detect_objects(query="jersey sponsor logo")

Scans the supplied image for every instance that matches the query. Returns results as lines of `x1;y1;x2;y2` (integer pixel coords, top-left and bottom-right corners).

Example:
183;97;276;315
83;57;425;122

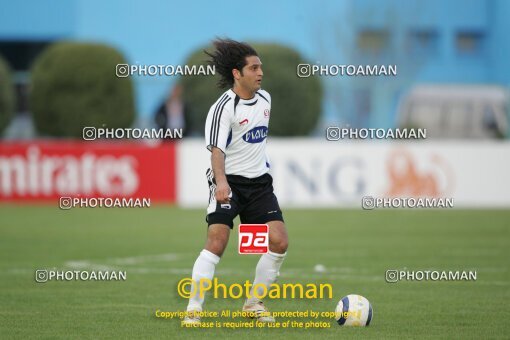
239;118;249;126
264;109;270;118
243;126;268;143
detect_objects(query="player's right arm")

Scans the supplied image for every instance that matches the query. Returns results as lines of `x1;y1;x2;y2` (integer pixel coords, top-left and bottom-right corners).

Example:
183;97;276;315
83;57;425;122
205;94;233;204
210;147;230;203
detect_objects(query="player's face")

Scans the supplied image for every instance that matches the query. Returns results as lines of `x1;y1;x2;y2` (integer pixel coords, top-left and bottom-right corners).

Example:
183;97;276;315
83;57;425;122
240;56;263;92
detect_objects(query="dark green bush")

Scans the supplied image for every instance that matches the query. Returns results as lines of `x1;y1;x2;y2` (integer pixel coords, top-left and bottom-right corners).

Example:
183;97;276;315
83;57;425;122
0;55;14;135
181;43;322;136
30;42;135;137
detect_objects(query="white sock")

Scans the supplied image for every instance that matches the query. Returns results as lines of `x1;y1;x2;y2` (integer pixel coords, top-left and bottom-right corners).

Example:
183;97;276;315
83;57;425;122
186;249;220;312
247;251;286;305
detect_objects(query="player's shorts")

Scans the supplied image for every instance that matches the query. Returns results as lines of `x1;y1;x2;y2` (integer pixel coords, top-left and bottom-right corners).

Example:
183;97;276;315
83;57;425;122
205;169;284;228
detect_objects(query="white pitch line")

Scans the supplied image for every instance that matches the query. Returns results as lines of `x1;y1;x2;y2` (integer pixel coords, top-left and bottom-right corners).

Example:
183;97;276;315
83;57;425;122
106;253;180;265
65;261;117;271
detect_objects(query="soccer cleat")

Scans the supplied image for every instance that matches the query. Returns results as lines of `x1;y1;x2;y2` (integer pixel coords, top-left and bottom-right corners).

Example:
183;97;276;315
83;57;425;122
242;300;275;323
182;310;201;325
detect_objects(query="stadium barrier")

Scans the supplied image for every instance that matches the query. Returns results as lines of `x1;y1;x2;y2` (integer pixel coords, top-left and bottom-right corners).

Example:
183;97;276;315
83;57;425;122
2;139;509;207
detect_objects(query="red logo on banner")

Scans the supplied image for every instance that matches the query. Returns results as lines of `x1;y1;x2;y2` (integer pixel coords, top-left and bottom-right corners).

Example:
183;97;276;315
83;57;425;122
238;224;269;254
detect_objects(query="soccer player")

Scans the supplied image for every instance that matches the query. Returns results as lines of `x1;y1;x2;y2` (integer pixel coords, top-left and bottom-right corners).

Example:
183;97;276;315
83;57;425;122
183;39;288;324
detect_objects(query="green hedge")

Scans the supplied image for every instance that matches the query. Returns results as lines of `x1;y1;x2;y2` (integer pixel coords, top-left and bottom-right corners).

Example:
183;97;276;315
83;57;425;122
30;42;135;137
181;43;322;136
0;55;14;135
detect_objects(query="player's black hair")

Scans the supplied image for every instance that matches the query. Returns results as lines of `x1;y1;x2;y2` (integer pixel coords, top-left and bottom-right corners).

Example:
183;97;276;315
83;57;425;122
204;38;258;89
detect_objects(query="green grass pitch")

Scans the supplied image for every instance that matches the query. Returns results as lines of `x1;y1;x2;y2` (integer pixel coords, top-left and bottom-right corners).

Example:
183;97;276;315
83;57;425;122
0;205;508;339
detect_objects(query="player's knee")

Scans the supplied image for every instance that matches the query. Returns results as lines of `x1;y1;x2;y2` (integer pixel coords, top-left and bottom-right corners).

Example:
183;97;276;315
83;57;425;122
205;224;230;257
205;237;229;257
279;239;289;253
207;239;228;256
205;242;227;257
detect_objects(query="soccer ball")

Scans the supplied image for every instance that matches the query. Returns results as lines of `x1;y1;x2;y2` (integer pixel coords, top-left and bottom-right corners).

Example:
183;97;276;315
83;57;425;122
335;294;373;326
